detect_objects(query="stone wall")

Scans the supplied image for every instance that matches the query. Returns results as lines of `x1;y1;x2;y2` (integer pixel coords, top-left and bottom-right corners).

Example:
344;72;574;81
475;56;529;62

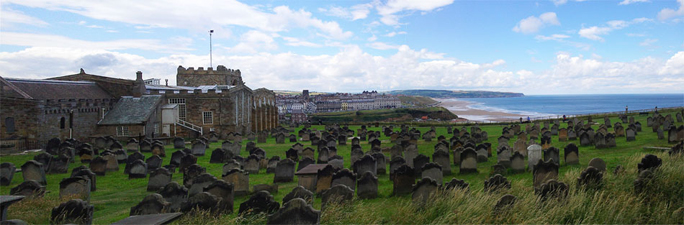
176;65;243;87
0;97;40;140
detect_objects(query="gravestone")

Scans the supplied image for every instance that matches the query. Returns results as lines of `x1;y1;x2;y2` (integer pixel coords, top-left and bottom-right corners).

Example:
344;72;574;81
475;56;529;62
128;159;148;179
139;140;151;152
328;156;344;170
276;133;286;144
510;152;525;173
421;163;443;185
459;148;478;174
497;146;512;168
331;169;356;191
191;141;207;156
170;150;186;167
187;173;218;197
513;139;527;157
245;155;261;174
536;179;568;202
356;171;378;199
69;166;96;192
48;155;70;174
148;167;172;192
413;154;430;178
179;154;197;173
267;157;280;174
173;137;185;149
588;158;606;172
297;157;315;172
301;148;315;161
533;159;559;188
626;128;636;142
315;165;335;194
267;198;320;225
412;177;438;207
203;180;234;214
222;169;250;196
159;182;188;212
493;195;517;214
21;160;46;185
527;144;542;171
180;192;220;214
321;184;353;210
274;159;296;183
102;154;119;172
50;199;94;225
668;126;679;143
239;190;280;215
224;141;241;156
146;155;163;174
10;180;46;198
183;164;206;188
392;165;415;196
317;147;329;164
151;144;166;157
59;176;91;201
577;166;603;190
353;155;377;177
543;147;560;166
568;129;577;140
432;150;451;175
484;174;511;193
371;153;387;175
1;162;16;186
350;148;364;166
443;178;469;192
210;148;229;164
79;148;93;163
89;157;107;176
637;154;662;173
564;143;579;165
130;193;169;216
283;186;314;205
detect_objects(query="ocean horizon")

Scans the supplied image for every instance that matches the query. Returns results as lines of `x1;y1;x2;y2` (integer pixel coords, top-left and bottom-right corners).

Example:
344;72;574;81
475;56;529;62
446;93;684;120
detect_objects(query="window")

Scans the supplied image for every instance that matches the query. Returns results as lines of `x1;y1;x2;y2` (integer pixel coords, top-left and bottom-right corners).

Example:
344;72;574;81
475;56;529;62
60;117;66;129
169;98;186;120
203;111;213;124
101;108;107;119
116;126;130;136
154;123;160;134
5;117;15;133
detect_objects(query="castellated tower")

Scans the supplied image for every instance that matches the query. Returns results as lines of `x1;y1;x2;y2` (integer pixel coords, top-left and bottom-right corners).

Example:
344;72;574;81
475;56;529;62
176;65;244;87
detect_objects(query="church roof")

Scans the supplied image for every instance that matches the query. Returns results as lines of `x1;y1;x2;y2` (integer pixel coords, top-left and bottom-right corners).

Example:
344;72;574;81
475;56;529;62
99;95;162;125
4;78;113;100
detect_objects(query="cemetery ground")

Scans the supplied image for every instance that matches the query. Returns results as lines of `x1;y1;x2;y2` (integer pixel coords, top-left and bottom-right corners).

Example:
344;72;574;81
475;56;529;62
1;109;683;224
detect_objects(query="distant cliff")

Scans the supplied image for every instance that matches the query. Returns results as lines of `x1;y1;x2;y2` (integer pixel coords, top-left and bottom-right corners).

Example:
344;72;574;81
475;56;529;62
387;90;524;98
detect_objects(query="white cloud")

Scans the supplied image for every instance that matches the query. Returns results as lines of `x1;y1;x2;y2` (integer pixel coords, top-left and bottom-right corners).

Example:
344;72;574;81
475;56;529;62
375;0;454;25
639;38;658;46
367;42;400;50
619;0;650;5
513;12;560;34
578;18;650;41
0;7;49;28
5;0;352;40
385;31;407;37
367;35;377;42
1;32;193;52
660;51;684;75
282;37;322;47
551;0;586;6
228;30;278;54
319;3;372;20
535;34;570;41
658;0;684;21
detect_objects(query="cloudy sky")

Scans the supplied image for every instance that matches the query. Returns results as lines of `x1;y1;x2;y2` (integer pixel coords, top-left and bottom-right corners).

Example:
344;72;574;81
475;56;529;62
1;0;683;95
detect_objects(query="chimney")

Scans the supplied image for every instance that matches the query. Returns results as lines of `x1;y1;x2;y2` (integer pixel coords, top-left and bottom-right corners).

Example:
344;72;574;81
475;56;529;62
165;79;168;86
136;71;143;81
132;71;145;97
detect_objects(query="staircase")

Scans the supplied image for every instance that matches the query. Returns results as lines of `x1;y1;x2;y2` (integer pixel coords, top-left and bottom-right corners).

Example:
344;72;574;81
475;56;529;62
177;119;203;135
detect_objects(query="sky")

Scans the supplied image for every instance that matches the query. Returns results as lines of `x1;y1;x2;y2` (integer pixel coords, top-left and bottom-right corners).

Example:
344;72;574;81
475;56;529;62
1;0;683;95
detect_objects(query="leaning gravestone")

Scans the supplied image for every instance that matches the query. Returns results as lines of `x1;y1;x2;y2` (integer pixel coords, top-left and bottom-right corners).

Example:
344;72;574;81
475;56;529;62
159;182;188;212
283;186;314;205
48;155;70;174
180;192;220;214
59;176;91;201
412;177;438;207
129;193;170;216
1;162;16;186
148;167;172;192
588;158;607;172
187;173;218;197
10;180;46;198
577;166;603;190
51;199;94;225
267;198;320;225
22;160;47;185
356;171;378;199
321;184;354;210
274;159;296;183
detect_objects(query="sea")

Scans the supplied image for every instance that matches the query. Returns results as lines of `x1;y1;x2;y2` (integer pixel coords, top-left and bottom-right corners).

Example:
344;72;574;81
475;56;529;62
450;94;684;121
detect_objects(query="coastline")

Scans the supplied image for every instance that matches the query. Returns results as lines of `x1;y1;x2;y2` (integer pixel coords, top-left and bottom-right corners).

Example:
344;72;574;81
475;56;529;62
435;98;528;122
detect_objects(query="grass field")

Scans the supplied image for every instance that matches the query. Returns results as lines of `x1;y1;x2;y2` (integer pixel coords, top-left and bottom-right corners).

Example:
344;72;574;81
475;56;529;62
0;109;682;224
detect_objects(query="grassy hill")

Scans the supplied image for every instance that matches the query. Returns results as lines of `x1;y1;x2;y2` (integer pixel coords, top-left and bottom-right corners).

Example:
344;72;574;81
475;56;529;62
0;108;682;224
388;89;524;98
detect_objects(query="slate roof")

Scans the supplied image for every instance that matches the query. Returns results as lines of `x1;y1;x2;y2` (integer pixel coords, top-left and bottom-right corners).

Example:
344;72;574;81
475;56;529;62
4;78;113;100
99;95;162;125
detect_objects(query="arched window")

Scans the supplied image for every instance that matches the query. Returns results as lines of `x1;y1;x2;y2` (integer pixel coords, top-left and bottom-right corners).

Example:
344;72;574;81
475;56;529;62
60;117;66;129
5;117;15;133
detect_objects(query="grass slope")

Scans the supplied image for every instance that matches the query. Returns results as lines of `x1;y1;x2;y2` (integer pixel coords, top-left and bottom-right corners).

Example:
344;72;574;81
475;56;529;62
0;109;682;224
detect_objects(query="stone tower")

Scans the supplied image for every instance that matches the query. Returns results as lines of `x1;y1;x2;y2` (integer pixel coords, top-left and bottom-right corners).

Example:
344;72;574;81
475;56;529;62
176;65;243;87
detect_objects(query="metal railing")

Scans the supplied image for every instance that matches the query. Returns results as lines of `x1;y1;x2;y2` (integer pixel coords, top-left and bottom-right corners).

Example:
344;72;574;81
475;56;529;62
177;119;203;135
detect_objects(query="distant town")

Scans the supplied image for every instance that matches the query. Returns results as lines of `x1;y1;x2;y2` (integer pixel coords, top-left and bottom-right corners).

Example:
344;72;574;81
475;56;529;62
276;90;402;124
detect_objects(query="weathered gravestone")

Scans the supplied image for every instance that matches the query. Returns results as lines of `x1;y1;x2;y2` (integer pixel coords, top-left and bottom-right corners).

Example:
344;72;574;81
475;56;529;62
10;180;45;198
222;169;249;196
128;159;148;179
102;154;119;172
432;150;451;175
484;174;511;193
497;146;512;168
148;167;172;192
159;182;187;212
191;141;207;156
179;154;197;174
274;159;296;183
150;144;166;157
22;160;46;185
173;137;185;149
210;148;230;164
588;158;606;172
239;190;280;215
493;194;517;214
459;148;478;174
297;157;315;172
48;154;70;174
130;193;169;216
283;186;314;205
321;184;354;210
183;164;206;188
543;147;560;166
267;198;320;225
203;180;234;214
59;176;91;202
356;171;378;199
533;159;559;189
637;154;661;173
187;173;218;197
317;147;329;164
146;155;163;174
315;165;335;195
626;128;636;142
331;169;356;191
577;166;603;190
412;177;438;207
51;199;94;225
421;162;443;185
1;162;16;186
527;144;542;171
536;179;568;202
180;192;220;214
353;155;377;177
510;152;525;173
244;155;260;174
371;153;387;175
266;157;280;174
564;143;579;165
392;165;414;196
327;156;344;170
413;154;430;178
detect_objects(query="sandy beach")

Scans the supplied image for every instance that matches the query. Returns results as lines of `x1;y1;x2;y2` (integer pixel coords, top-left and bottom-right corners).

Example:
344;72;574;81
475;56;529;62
435;98;528;122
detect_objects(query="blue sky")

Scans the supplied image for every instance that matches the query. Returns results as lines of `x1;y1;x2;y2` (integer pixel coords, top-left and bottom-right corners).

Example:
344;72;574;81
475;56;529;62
1;0;683;94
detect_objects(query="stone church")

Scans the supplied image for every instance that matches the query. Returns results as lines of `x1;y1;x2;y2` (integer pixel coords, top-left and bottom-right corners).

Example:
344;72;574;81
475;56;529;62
0;65;277;153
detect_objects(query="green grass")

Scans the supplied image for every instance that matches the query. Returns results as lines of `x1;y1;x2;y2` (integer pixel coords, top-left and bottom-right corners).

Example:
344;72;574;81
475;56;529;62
0;109;682;224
